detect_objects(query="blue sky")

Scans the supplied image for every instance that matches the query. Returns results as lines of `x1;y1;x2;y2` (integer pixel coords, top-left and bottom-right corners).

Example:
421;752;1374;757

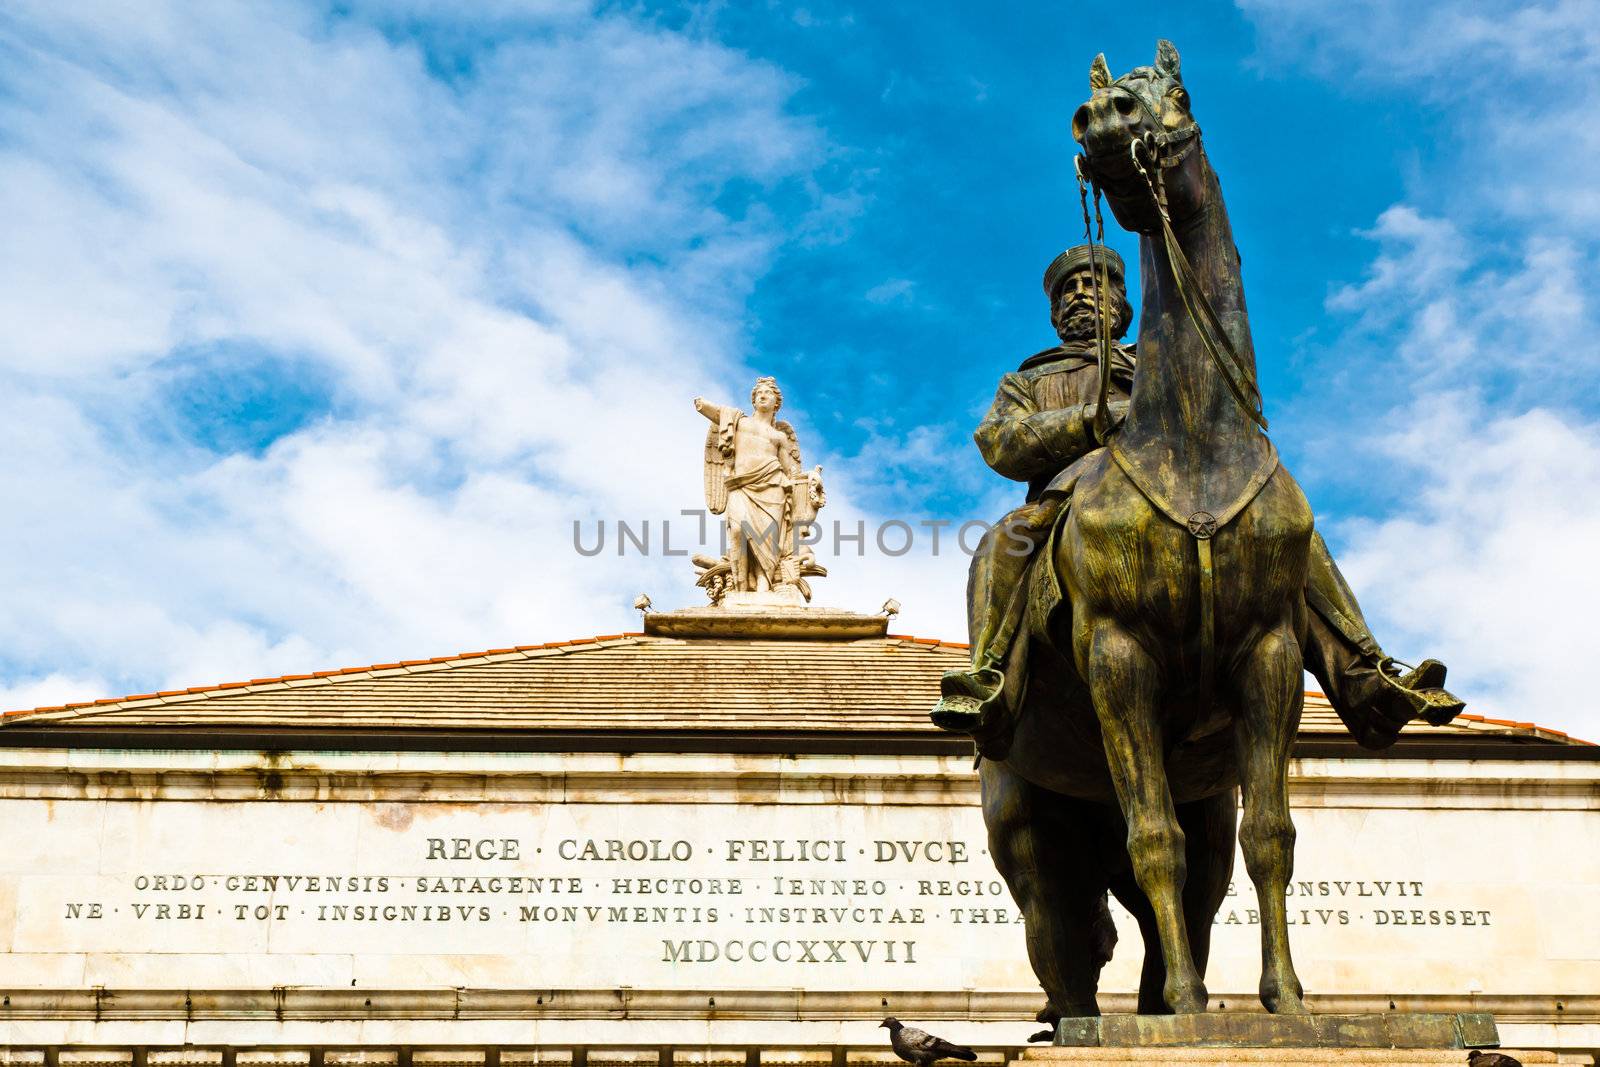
2;1;1598;736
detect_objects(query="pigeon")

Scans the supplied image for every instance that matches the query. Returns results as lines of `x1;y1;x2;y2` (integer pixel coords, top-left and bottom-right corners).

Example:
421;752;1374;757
881;1018;978;1067
1468;1053;1523;1067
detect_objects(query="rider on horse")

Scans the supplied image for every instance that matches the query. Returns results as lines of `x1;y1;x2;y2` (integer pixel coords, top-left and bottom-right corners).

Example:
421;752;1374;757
931;244;1464;759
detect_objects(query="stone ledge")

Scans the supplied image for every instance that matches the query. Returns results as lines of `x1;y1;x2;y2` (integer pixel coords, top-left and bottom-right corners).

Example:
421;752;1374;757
643;607;888;639
1024;1051;1562;1065
0;991;1594;1025
0;750;1592;810
0;1049;1578;1067
1052;1012;1497;1049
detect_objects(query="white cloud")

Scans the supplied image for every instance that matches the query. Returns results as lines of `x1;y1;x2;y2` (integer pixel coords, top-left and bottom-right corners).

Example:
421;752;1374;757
0;673;112;715
1325;207;1591;396
0;2;899;706
1241;0;1600;83
1241;0;1600;736
864;278;916;304
1331;399;1600;739
1242;0;1600;235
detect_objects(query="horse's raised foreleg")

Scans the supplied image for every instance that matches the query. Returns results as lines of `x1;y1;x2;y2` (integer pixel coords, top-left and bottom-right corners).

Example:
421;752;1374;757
1231;625;1309;1014
1087;624;1207;1014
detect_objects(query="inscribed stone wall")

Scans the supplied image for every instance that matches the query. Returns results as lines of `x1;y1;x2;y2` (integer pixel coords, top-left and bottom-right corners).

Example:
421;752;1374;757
0;748;1595;1048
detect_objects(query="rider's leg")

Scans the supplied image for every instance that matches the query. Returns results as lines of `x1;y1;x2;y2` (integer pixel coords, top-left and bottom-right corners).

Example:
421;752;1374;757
980;758;1118;1021
970;502;1056;664
932;498;1061;735
1304;532;1463;748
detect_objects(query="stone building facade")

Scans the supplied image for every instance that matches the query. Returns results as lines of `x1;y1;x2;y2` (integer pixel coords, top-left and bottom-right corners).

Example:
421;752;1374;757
0;626;1594;1061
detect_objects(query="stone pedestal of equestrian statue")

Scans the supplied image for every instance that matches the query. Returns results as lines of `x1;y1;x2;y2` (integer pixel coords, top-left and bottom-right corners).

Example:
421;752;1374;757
1017;1047;1557;1067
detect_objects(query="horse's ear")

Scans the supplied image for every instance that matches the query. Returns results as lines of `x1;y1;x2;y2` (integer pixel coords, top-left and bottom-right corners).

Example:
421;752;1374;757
1155;39;1181;81
1090;53;1112;90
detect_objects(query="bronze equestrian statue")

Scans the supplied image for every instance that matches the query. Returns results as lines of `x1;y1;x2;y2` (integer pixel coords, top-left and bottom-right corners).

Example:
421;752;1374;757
931;41;1463;1022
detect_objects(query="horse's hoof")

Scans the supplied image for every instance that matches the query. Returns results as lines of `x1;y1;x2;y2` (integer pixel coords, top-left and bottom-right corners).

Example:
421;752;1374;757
1166;981;1208;1015
1261;985;1309;1015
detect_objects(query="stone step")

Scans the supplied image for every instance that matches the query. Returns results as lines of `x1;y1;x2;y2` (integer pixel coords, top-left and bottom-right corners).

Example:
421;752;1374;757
1046;1012;1503;1051
1017;1050;1559;1065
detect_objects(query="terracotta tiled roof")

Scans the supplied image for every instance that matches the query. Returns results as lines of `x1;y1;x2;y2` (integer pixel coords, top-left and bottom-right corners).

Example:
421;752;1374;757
0;633;1588;747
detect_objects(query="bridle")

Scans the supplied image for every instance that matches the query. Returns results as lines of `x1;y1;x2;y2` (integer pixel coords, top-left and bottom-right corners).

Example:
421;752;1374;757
1073;82;1268;434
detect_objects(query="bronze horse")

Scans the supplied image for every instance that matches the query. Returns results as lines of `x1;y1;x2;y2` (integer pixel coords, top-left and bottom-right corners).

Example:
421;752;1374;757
982;40;1313;1021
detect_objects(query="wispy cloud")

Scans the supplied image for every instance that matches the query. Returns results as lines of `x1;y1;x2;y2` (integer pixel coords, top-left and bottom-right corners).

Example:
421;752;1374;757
1332;398;1600;740
1241;0;1600;734
864;278;917;305
0;2;861;704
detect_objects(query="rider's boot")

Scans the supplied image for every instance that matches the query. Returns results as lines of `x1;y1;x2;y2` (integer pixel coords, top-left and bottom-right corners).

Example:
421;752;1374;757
931;511;1031;736
931;662;1006;734
930;499;1060;757
1334;654;1466;749
1374;657;1466;726
1303;531;1464;747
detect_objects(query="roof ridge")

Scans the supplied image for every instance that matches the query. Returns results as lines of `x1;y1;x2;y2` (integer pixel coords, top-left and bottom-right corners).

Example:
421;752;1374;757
2;634;1589;747
0;632;973;724
0;632;661;722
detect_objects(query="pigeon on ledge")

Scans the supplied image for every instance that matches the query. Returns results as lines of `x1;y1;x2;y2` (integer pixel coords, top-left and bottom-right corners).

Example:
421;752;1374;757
1468;1052;1523;1067
881;1018;978;1067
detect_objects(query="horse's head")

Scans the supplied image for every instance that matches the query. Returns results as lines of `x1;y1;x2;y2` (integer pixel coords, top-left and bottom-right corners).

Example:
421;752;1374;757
1071;40;1206;234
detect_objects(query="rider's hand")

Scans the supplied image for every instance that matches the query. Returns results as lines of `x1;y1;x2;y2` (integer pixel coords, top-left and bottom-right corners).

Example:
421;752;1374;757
1085;400;1131;446
1085;400;1130;431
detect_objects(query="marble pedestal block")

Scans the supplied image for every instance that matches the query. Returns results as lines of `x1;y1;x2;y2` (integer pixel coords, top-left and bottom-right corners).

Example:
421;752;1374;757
1023;1050;1559;1066
1034;1014;1570;1067
643;604;889;637
1054;1012;1500;1049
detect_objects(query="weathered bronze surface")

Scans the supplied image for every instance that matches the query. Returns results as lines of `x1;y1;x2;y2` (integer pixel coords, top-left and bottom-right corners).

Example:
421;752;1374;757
1053;1013;1500;1050
932;41;1469;1027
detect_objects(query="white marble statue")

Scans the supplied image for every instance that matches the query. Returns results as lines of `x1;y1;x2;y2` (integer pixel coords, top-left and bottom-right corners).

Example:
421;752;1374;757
692;377;826;604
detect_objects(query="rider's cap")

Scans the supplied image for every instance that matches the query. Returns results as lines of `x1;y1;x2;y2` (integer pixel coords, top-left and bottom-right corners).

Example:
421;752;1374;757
1044;245;1126;299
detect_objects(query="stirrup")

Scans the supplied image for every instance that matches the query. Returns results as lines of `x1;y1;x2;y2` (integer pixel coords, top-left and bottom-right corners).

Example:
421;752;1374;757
1381;657;1465;727
930;666;1005;732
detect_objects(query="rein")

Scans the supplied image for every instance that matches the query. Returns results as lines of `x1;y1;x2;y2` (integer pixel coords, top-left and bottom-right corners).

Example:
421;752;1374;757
1070;99;1275;710
1125;131;1268;432
1073;157;1117;443
1075;105;1268;434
